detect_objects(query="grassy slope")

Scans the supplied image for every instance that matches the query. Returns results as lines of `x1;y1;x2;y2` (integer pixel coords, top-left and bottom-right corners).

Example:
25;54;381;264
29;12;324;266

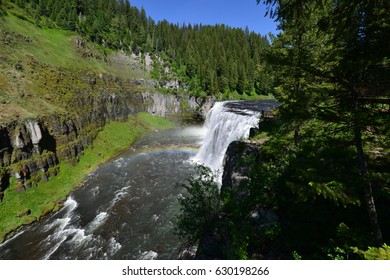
0;113;175;243
0;14;95;122
0;9;149;124
0;9;173;242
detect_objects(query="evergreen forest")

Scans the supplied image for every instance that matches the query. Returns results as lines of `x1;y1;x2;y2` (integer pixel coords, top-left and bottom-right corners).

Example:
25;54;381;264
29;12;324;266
2;0;272;98
176;0;390;259
0;0;389;259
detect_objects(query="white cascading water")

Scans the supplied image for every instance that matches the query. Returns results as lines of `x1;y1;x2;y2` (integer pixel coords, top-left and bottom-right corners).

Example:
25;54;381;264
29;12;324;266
194;101;261;174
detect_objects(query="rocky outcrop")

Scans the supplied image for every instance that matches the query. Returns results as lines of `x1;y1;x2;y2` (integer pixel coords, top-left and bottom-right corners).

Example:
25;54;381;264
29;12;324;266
0;70;212;198
195;141;260;259
221;141;260;198
142;92;214;120
196;140;280;259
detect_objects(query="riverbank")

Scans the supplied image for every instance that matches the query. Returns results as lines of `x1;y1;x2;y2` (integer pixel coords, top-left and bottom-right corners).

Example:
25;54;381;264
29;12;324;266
0;113;175;243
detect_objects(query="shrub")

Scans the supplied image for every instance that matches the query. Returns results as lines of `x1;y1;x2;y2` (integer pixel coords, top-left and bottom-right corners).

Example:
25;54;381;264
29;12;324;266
175;165;221;246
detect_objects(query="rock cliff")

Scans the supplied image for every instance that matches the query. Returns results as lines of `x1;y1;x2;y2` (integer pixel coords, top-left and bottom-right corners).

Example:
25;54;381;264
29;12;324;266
196;140;279;259
0;17;214;241
142;91;213;120
221;141;261;198
0;72;211;206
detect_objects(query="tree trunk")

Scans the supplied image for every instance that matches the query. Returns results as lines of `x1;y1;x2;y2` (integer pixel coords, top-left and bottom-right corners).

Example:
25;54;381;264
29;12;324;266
294;124;300;147
353;98;383;246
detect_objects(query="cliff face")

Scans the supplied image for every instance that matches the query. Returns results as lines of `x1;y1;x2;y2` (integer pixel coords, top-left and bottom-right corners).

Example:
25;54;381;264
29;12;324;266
0;73;211;202
221;141;261;198
142;92;214;121
196;140;279;260
195;141;260;259
0;15;215;241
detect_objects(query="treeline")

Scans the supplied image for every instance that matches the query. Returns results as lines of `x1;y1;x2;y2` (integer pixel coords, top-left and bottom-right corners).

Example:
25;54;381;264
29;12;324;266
177;0;390;259
6;0;272;97
247;0;389;258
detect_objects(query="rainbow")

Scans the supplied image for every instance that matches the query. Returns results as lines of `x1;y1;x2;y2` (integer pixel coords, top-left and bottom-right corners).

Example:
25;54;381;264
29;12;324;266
133;145;200;155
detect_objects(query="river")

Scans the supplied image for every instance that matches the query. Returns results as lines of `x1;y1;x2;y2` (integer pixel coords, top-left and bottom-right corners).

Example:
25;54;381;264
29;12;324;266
0;100;277;260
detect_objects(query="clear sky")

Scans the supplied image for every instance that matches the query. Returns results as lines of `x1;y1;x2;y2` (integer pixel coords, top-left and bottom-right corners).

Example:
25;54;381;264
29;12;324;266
129;0;278;36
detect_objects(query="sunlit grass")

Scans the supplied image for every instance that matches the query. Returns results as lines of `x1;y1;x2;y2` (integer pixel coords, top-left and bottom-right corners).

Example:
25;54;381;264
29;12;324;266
0;114;175;243
3;14;106;71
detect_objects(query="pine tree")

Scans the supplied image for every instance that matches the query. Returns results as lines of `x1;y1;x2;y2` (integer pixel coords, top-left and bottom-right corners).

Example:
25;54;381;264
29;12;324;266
261;0;389;245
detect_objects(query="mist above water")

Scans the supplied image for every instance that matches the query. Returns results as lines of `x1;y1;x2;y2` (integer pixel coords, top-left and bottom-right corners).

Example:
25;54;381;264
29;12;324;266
0;100;276;260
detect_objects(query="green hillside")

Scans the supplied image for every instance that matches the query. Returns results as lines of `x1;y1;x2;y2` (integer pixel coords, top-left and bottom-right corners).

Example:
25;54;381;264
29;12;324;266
0;3;176;242
0;6;150;124
1;0;274;99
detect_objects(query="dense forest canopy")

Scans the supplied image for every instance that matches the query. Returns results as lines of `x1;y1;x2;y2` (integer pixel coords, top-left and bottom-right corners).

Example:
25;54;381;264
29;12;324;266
176;0;389;259
2;0;273;98
261;0;389;245
0;0;388;259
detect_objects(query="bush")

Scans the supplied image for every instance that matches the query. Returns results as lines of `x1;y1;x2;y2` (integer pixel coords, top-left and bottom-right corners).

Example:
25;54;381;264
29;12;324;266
175;165;221;246
353;244;390;260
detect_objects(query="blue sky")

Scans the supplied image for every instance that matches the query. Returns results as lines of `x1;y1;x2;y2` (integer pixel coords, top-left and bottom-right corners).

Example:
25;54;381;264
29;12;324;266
129;0;278;35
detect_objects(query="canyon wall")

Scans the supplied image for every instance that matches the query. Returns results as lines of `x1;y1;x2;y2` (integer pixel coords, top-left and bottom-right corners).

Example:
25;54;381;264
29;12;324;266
142;91;214;120
0;73;212;201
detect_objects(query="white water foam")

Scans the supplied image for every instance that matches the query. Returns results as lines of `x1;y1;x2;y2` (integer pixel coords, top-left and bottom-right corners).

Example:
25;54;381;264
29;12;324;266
106;237;122;257
40;197;85;259
89;185;100;196
69;228;93;245
86;212;108;233
40;197;122;259
152;214;159;222
193;101;260;173
139;250;158;260
0;229;26;248
109;185;131;208
114;157;125;168
42;197;78;233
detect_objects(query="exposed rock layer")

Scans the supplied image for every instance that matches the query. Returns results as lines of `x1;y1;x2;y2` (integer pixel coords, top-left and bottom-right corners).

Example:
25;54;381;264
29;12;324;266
142;92;213;120
0;73;212;197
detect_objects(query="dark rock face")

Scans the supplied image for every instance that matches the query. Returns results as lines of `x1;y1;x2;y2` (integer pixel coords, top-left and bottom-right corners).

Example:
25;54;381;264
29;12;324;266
196;141;261;260
195;214;231;260
0;71;211;199
0;127;12;167
0;170;10;202
196;140;280;259
221;141;260;198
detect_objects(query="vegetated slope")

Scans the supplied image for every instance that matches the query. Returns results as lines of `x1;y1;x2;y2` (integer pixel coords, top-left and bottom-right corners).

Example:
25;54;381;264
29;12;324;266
0;9;148;124
3;0;273;99
0;6;178;243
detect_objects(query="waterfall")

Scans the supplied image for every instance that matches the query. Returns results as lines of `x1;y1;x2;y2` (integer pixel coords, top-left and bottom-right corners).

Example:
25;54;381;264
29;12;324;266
194;101;261;174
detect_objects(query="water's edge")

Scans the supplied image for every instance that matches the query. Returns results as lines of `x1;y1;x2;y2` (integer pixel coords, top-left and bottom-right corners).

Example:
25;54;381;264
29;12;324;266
0;100;276;259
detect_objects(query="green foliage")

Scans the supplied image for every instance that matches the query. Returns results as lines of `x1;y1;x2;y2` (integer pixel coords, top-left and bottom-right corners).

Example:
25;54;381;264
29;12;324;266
136;112;175;130
0;114;174;243
325;246;349;260
0;1;5;17
7;0;273;98
292;251;302;260
188;104;388;259
175;165;221;246
353;244;390;260
229;229;250;260
260;0;390;248
3;14;106;71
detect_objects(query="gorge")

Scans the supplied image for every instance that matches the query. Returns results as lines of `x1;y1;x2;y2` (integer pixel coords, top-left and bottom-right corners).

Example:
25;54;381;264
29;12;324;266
0;100;275;259
1;0;388;261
